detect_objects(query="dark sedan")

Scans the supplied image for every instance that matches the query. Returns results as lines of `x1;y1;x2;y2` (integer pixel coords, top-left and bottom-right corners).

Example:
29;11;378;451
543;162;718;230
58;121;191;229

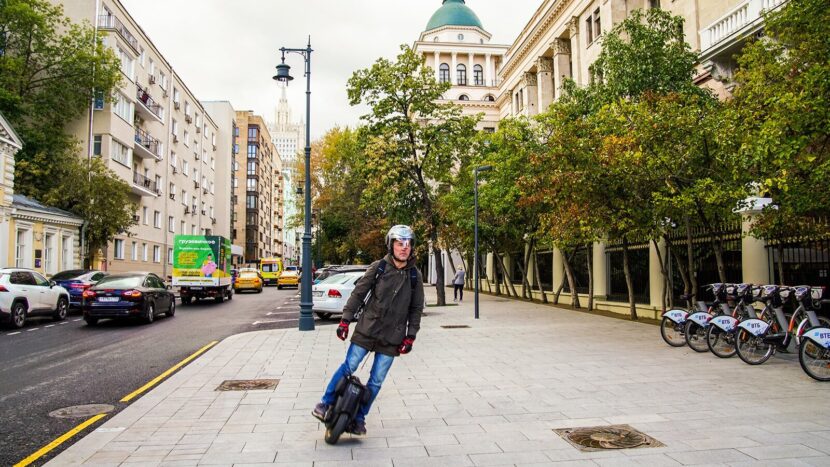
82;272;175;326
51;269;109;310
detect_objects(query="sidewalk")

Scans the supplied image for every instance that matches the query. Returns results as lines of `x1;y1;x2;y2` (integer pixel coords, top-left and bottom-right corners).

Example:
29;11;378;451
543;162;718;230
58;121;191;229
49;289;830;466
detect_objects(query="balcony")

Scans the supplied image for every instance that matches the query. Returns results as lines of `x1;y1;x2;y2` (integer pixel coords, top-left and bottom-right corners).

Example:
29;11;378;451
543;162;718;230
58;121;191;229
131;172;160;197
133;127;162;160
97;15;139;53
700;0;788;58
136;85;163;122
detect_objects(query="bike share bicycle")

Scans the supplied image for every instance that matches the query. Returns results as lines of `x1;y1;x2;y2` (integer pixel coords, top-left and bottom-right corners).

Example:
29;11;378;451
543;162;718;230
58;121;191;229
705;283;764;358
798;288;830;381
660;284;723;348
735;285;830;367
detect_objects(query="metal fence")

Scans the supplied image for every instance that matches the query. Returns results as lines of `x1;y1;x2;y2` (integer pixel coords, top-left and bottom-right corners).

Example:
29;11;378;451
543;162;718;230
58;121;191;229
562;246;590;294
666;220;743;302
767;238;830;293
605;242;650;304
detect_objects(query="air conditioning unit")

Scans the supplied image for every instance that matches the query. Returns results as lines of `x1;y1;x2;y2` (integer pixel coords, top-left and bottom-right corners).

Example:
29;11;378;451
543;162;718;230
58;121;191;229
185;114;192;123
202;187;208;195
201;210;206;215
194;153;199;160
195;126;201;133
174;101;180;110
132;215;140;222
172;166;178;174
194;181;199;188
184;206;190;214
172;134;179;143
211;217;216;225
169;193;175;200
148;74;156;85
162;89;168;98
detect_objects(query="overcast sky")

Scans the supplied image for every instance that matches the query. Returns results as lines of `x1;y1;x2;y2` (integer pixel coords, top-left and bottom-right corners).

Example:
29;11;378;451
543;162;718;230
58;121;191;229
120;0;542;138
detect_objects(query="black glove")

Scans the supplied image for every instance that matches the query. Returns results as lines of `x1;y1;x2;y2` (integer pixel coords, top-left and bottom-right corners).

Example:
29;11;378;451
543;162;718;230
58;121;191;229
398;335;415;354
336;319;350;341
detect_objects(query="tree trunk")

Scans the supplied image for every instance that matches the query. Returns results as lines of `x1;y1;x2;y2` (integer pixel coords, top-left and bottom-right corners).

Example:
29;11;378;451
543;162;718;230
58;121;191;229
685;218;698;301
562;248;581;309
432;244;446;305
553;281;565;304
622;237;638;320
521;240;534;299
695;205;728;284
496;252;518;297
776;243;785;284
652;238;669;314
670;242;691;301
532;248;549;304
586;243;594;311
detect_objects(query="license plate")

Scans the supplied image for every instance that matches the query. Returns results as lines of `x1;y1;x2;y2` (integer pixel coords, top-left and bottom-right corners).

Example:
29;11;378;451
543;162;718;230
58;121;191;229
312;291;323;297
98;297;119;302
189;287;203;290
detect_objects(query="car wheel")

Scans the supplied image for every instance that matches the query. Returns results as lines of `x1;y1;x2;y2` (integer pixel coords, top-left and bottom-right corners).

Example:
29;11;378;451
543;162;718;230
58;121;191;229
215;293;224;304
84;317;98;326
228;289;233;300
10;302;26;329
53;297;69;321
182;296;192;305
257;287;263;293
316;312;332;320
144;302;155;324
166;299;176;317
277;285;282;290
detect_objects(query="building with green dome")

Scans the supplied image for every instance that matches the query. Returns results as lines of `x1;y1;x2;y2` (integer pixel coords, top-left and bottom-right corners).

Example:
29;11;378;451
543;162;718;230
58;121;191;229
424;0;484;32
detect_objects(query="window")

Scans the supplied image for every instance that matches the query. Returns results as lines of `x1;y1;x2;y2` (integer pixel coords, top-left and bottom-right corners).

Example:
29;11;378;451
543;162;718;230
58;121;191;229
180;220;185;233
111;139;131;166
114;239;124;259
44;233;55;274
142;206;148;225
484;94;495;102
594;9;601;40
116;47;134;81
191;224;196;234
113;92;133;122
247;178;257;191
131;241;138;260
246;195;257;209
183;130;190;147
172;119;178;138
247;144;257;159
456;64;467;85
184;101;191;116
248;126;259;141
247;160;257;175
457;33;464;41
459;94;469;101
142;243;148;261
649;0;661;8
62;236;72;270
153;211;160;228
169;182;175;196
139;46;145;67
93;135;102;156
173;88;180;105
473;64;484;86
168;248;173;265
32;272;50;287
439;63;450;83
183;160;189;175
153;245;161;263
587;9;601;45
168;216;174;232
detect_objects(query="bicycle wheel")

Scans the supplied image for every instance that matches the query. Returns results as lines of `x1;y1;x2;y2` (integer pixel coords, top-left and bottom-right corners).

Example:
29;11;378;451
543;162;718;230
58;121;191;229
706;325;736;358
799;338;830;382
684;320;709;353
735;328;774;365
660;317;686;347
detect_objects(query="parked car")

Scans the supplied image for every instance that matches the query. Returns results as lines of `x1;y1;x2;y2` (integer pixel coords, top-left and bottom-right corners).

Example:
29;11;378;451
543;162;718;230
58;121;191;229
313;265;369;284
277;269;300;289
234;270;263;293
82;272;175;326
311;271;364;320
51;269;109;310
0;268;70;329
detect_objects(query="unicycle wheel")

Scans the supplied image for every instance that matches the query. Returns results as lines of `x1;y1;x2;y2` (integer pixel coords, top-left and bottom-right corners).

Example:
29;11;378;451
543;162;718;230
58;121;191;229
324;413;351;445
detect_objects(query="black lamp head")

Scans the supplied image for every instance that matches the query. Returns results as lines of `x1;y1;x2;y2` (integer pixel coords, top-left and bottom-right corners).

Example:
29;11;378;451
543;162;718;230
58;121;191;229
273;61;293;82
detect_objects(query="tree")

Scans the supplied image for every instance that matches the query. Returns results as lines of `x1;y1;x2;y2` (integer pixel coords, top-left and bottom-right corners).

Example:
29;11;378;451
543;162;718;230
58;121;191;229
347;45;480;305
730;0;830;261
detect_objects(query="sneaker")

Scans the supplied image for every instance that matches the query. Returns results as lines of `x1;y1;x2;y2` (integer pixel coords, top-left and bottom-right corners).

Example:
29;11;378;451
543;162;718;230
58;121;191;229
312;402;329;422
347;419;367;435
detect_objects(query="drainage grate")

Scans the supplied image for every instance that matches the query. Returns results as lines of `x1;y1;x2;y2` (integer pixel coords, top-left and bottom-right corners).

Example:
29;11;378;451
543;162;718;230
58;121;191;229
554;425;663;452
49;404;114;419
216;379;279;391
440;325;470;329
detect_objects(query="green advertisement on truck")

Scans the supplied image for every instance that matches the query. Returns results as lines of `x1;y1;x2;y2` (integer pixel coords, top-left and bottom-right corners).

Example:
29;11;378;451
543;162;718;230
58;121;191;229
172;235;233;304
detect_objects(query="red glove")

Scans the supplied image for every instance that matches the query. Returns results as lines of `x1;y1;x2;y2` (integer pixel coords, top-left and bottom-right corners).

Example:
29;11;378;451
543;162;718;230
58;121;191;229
336;320;350;341
398;336;415;354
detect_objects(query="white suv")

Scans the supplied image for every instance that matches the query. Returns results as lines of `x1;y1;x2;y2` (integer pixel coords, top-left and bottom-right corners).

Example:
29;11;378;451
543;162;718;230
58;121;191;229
0;268;70;329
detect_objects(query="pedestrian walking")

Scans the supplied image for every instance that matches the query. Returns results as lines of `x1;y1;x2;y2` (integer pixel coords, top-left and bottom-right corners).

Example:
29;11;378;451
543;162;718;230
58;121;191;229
312;224;425;436
452;265;465;302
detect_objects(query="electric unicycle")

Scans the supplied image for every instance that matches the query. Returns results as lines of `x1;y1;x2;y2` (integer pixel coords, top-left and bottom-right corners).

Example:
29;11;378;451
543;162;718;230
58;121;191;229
323;374;371;444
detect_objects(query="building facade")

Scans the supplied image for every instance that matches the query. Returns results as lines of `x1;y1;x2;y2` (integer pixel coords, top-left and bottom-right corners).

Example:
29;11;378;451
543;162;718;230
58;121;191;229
422;0;791;318
268;84;303;265
234;112;278;264
54;0;226;278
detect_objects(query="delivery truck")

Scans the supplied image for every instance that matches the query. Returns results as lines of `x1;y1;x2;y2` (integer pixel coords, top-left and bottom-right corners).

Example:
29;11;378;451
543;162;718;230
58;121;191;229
172;235;233;304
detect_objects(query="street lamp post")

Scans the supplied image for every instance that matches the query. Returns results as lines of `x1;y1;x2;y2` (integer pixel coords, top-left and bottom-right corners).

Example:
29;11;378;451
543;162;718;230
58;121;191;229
274;37;315;331
473;165;492;320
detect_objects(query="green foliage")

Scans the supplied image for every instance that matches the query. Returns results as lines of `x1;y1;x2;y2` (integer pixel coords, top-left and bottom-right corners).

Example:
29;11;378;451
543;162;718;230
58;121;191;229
730;0;830;239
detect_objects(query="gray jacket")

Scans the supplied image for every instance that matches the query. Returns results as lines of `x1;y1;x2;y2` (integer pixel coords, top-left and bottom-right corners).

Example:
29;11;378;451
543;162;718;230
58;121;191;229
342;254;425;356
452;269;465;285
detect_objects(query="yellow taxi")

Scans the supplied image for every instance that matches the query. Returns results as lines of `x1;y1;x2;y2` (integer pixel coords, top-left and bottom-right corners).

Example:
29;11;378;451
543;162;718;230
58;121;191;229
234;270;263;293
277;269;300;289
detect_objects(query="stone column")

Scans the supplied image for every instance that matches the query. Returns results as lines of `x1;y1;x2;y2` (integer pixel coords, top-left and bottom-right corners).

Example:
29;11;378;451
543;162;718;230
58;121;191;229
593;241;607;298
468;53;475;85
485;54;492;86
451;52;458;85
486;252;495;285
552;38;572;100
740;202;771;284
649;238;667;311
523;71;539;116
433;51;440;81
553;248;564;292
568;18;581;85
536;57;554;111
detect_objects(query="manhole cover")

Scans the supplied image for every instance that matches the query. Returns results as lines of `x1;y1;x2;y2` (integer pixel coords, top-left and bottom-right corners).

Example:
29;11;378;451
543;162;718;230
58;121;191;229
216;379;279;391
554;425;663;451
441;325;470;329
49;404;114;419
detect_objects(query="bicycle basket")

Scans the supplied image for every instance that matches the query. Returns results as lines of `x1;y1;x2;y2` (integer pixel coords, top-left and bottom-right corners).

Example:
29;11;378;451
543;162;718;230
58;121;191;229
735;283;750;299
794;285;811;302
761;284;779;298
811;287;825;301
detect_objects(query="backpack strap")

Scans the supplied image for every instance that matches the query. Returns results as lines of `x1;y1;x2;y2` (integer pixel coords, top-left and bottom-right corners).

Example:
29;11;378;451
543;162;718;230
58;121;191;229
409;267;417;291
354;259;387;322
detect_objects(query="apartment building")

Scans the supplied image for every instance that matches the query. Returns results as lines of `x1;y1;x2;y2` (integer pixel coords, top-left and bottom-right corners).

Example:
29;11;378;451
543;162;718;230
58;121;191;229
54;0;227;277
202;101;236;241
268;84;301;264
233;112;278;263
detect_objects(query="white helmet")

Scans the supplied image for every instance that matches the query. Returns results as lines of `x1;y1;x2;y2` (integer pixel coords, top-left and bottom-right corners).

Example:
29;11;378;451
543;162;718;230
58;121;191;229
385;225;415;258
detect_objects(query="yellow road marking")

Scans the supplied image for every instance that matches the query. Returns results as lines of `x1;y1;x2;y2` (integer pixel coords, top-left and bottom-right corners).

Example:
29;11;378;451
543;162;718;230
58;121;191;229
14;414;107;467
120;340;218;403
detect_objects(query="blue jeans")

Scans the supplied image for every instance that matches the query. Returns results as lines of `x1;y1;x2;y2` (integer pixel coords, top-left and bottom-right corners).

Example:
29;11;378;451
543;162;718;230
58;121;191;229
321;343;394;422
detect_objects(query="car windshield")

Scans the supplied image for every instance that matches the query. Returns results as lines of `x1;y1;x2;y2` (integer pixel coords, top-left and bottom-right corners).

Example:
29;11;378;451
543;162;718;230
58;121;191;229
52;270;89;281
239;272;259;279
95;275;144;288
319;272;361;285
282;270;298;276
261;264;278;272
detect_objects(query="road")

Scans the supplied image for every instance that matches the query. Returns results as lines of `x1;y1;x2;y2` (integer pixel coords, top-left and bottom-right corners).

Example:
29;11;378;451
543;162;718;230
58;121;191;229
0;286;333;466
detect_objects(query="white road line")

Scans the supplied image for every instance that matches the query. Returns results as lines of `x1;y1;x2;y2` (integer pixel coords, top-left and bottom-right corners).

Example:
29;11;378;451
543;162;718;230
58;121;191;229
45;325;55;328
72;319;81;322
7;332;21;336
59;321;69;325
27;328;39;332
266;311;299;316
